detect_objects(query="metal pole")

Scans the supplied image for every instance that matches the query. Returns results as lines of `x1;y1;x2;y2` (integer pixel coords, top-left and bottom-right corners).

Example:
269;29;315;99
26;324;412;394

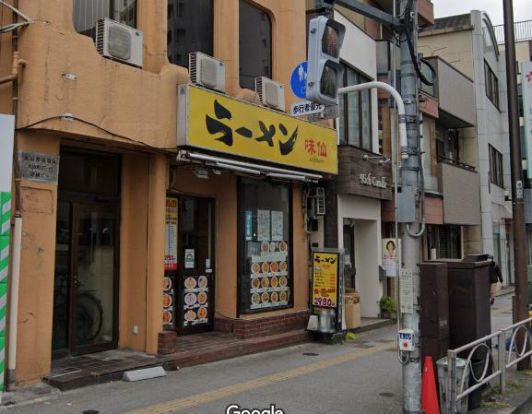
503;0;531;371
399;0;423;412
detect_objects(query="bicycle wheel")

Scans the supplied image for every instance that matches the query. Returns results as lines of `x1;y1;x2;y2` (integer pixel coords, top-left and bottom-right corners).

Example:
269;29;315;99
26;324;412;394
76;292;104;343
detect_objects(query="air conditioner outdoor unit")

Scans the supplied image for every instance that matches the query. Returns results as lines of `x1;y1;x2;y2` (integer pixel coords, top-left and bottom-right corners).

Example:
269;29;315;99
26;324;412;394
255;77;285;111
96;18;143;68
189;51;226;93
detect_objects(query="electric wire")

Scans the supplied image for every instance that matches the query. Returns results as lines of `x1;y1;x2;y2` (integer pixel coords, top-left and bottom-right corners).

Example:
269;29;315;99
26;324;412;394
17;115;178;154
403;0;436;86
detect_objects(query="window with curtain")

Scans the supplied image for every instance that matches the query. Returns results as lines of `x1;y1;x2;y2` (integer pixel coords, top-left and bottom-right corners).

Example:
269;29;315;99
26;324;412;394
239;1;272;90
167;0;214;68
73;0;137;38
338;64;372;151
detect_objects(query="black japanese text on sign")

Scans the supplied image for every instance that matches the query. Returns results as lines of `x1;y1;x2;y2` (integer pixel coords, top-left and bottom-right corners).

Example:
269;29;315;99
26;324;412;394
179;85;338;175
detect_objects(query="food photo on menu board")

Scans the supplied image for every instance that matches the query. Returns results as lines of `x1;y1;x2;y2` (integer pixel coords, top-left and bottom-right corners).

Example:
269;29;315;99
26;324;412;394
249;240;290;310
163;275;175;329
183;275;209;326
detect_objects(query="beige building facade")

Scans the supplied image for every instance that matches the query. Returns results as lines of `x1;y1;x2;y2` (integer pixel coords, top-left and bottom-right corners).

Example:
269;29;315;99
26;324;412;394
0;0;337;384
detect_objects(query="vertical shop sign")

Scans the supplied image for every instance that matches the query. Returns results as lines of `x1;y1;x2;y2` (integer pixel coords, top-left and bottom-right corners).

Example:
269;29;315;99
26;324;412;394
311;252;339;308
0;115;15;392
163;197;178;330
522;62;532;178
165;198;178;271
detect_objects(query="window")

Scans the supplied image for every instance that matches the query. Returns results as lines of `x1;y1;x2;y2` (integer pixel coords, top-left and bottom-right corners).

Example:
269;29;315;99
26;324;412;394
338;64;372;150
73;0;137;38
489;145;504;187
167;0;213;67
426;225;462;259
239;1;272;89
484;60;500;109
238;179;292;314
436;128;460;163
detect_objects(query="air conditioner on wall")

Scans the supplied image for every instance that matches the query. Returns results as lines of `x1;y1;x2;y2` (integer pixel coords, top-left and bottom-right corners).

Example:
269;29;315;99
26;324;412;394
189;52;226;93
96;18;143;68
255;77;286;112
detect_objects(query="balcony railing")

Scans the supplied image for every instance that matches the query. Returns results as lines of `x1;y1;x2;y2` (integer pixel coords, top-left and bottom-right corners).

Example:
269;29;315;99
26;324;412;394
438;156;476;172
494;20;532;44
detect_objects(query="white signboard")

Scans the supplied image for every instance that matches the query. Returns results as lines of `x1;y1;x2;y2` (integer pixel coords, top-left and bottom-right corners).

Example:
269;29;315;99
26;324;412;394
400;268;414;314
521;61;532;178
0;115;15;192
290;101;324;117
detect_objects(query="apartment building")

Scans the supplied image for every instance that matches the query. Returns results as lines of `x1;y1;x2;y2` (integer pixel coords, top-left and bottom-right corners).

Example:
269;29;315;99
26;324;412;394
495;20;532;279
0;0;339;385
419;11;513;284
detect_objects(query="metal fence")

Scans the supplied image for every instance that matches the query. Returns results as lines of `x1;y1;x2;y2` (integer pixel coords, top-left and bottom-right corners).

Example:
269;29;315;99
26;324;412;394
444;317;532;413
494;20;532;44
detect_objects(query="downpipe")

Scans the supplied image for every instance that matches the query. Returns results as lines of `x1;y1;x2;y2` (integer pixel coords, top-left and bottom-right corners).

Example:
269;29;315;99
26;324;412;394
7;216;21;389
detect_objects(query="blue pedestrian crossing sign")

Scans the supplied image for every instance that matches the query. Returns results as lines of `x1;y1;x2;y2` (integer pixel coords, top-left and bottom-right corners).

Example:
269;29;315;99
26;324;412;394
290;61;308;99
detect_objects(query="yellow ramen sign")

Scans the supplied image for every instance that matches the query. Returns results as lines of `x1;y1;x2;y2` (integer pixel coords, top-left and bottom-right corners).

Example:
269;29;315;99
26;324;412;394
180;85;338;175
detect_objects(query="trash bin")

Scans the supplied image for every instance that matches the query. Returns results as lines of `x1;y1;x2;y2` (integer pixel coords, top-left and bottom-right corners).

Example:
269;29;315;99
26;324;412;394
345;291;361;329
436;357;469;413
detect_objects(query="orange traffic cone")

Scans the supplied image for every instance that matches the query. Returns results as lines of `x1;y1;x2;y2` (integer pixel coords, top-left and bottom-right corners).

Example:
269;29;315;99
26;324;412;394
422;356;440;414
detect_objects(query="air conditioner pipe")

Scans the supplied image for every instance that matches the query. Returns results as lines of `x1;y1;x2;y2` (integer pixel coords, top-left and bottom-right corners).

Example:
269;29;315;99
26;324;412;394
338;81;408;160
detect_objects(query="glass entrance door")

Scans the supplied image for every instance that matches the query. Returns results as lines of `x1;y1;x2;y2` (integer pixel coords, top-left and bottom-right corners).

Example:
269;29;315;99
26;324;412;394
177;197;215;334
52;150;120;356
70;203;118;354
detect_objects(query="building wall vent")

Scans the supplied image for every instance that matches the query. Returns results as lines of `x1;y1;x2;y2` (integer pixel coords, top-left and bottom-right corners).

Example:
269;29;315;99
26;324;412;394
255;77;285;112
189;52;226;93
96;18;143;68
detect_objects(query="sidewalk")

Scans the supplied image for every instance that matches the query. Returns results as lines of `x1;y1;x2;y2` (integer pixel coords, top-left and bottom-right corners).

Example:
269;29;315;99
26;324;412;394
1;291;528;413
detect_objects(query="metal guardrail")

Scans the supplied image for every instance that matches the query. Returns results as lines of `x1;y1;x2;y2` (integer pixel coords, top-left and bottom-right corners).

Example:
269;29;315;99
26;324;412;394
445;317;532;413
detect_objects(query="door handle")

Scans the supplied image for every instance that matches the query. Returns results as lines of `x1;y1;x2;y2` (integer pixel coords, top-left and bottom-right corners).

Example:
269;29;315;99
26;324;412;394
73;277;81;289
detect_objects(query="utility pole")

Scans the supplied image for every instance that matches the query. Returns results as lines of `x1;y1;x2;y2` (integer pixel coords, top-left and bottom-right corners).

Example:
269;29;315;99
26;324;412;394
307;1;426;410
503;0;531;370
398;0;423;412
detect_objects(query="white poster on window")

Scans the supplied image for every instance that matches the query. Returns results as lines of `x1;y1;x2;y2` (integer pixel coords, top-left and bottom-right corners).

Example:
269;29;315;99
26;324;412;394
271;211;284;241
257;209;270;241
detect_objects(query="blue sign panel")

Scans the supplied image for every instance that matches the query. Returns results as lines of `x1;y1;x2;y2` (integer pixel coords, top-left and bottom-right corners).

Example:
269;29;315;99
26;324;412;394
290;61;308;99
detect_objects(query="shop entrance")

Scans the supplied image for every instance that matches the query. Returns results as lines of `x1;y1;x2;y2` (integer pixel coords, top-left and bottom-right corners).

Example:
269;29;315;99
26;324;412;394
164;196;215;335
53;150;120;357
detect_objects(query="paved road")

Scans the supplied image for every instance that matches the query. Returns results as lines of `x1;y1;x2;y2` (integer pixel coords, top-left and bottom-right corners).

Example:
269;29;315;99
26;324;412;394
2;294;513;414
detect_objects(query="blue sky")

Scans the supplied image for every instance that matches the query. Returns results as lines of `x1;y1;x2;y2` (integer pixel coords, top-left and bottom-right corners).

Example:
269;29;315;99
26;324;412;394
432;0;532;25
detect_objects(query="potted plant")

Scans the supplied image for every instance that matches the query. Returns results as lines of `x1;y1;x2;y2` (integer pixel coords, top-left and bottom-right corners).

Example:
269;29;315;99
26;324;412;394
379;296;397;319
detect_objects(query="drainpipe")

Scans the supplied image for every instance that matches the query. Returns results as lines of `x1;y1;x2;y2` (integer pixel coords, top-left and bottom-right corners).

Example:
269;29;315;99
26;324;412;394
6;215;21;389
7;0;24;389
0;51;26;86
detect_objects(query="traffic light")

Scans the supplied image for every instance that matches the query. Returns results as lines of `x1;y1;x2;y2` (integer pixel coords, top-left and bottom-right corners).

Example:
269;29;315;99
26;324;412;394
306;16;345;106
